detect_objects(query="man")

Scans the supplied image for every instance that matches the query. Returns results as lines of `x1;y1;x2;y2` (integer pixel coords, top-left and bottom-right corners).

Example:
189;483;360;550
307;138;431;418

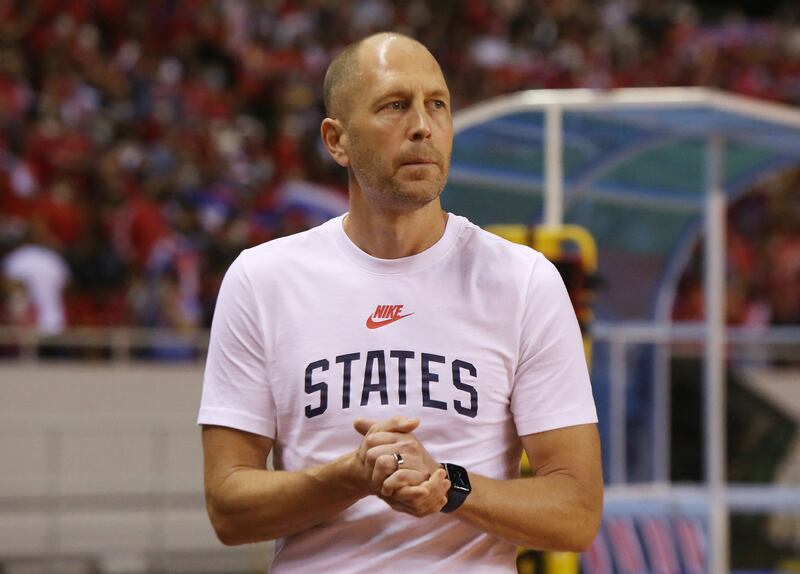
199;32;602;573
2;224;71;336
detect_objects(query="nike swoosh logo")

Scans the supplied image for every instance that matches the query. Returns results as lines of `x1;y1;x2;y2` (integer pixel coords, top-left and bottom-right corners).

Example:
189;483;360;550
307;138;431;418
366;313;414;329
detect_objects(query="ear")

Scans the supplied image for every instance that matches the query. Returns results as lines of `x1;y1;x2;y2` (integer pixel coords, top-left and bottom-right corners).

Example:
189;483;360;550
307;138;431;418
320;118;350;167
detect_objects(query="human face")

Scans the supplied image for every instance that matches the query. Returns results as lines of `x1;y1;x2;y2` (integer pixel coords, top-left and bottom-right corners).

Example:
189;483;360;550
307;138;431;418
343;38;453;212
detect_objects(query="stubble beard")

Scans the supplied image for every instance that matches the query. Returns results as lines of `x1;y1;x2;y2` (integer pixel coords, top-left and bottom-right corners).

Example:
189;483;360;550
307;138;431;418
349;141;451;213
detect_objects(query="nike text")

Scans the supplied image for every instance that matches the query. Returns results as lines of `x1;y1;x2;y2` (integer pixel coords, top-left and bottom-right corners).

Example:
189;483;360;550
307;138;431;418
366;304;414;329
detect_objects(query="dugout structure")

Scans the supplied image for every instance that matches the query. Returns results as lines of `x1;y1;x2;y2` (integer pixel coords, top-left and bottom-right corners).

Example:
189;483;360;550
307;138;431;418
443;88;800;574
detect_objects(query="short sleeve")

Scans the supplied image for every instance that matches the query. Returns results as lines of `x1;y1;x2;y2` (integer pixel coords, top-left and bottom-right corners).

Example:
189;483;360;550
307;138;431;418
197;254;276;438
511;254;598;436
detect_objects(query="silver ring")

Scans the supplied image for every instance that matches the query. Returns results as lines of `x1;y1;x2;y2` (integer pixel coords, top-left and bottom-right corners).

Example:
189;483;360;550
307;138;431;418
393;452;404;467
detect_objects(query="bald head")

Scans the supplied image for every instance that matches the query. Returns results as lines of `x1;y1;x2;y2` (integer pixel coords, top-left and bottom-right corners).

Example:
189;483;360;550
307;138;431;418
323;32;443;122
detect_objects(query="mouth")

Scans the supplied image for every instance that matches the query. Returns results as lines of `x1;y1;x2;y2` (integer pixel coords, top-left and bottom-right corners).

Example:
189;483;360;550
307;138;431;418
400;159;437;167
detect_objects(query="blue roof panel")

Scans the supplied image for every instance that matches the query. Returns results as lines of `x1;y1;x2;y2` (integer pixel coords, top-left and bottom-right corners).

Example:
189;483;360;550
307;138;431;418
444;89;800;320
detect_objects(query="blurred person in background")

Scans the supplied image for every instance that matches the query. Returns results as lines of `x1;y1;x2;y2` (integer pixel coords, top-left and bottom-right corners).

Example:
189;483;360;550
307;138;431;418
199;32;602;572
1;220;70;336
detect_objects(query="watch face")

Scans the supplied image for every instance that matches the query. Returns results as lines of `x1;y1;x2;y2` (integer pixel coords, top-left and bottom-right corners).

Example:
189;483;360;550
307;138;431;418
447;465;471;492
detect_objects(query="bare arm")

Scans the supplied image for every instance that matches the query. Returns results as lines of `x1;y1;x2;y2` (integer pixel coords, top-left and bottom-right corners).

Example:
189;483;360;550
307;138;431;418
201;416;426;545
380;423;603;551
449;424;603;551
202;425;364;545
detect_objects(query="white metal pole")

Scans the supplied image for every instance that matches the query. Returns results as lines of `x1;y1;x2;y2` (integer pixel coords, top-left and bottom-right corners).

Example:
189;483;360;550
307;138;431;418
610;335;628;484
653;344;671;482
544;106;564;226
704;135;728;574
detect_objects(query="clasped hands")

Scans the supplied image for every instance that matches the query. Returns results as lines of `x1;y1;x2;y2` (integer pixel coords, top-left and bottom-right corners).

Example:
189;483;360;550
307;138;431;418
352;415;450;517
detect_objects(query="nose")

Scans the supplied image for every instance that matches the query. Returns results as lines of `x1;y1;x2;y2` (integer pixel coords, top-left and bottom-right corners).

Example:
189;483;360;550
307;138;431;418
408;101;432;141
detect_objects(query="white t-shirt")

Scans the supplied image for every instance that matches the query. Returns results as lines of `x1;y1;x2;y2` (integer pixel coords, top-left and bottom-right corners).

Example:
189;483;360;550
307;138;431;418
2;244;70;335
198;213;597;573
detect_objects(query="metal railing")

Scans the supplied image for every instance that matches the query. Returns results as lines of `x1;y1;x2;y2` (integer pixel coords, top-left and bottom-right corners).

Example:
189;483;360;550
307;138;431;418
591;321;800;486
0;326;209;362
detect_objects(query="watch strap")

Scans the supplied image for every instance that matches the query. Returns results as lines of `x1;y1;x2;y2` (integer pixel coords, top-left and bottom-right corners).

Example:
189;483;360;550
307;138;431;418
441;463;470;513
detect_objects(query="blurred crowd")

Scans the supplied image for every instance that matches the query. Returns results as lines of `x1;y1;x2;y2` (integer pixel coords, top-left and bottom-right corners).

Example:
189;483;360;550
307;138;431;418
673;168;800;327
1;0;799;335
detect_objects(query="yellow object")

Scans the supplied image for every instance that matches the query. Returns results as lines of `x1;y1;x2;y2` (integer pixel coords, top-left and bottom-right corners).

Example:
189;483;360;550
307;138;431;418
486;224;597;574
485;224;531;247
777;559;800;573
484;224;597;272
516;548;537;574
545;552;579;574
532;225;597;272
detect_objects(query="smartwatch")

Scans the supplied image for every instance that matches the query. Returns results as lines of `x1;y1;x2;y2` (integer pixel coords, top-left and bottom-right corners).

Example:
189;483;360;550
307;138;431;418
440;463;471;513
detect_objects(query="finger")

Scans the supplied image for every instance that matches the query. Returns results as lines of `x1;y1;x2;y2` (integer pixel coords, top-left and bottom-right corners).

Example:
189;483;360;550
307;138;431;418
363;429;438;475
371;453;398;491
390;470;449;503
426;469;451;511
354;416;419;436
426;468;451;496
364;443;431;480
353;418;378;436
380;496;417;515
381;468;429;497
382;475;449;517
390;483;432;501
384;492;443;518
362;416;419;435
428;467;449;485
363;430;415;449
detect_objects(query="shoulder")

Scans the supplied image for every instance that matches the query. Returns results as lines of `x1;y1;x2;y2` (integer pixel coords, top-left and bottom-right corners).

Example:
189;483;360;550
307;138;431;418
453;215;551;281
234;217;340;278
4;245;70;277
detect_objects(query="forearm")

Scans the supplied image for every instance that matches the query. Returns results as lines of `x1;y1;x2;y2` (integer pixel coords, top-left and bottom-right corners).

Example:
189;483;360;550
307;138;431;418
453;472;602;552
207;452;365;545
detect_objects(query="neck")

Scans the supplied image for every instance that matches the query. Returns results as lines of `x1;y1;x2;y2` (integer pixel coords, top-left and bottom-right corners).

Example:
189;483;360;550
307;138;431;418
343;194;448;259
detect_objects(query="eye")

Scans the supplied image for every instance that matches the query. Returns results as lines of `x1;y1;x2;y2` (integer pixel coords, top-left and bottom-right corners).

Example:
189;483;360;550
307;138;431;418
431;99;447;110
385;101;406;111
